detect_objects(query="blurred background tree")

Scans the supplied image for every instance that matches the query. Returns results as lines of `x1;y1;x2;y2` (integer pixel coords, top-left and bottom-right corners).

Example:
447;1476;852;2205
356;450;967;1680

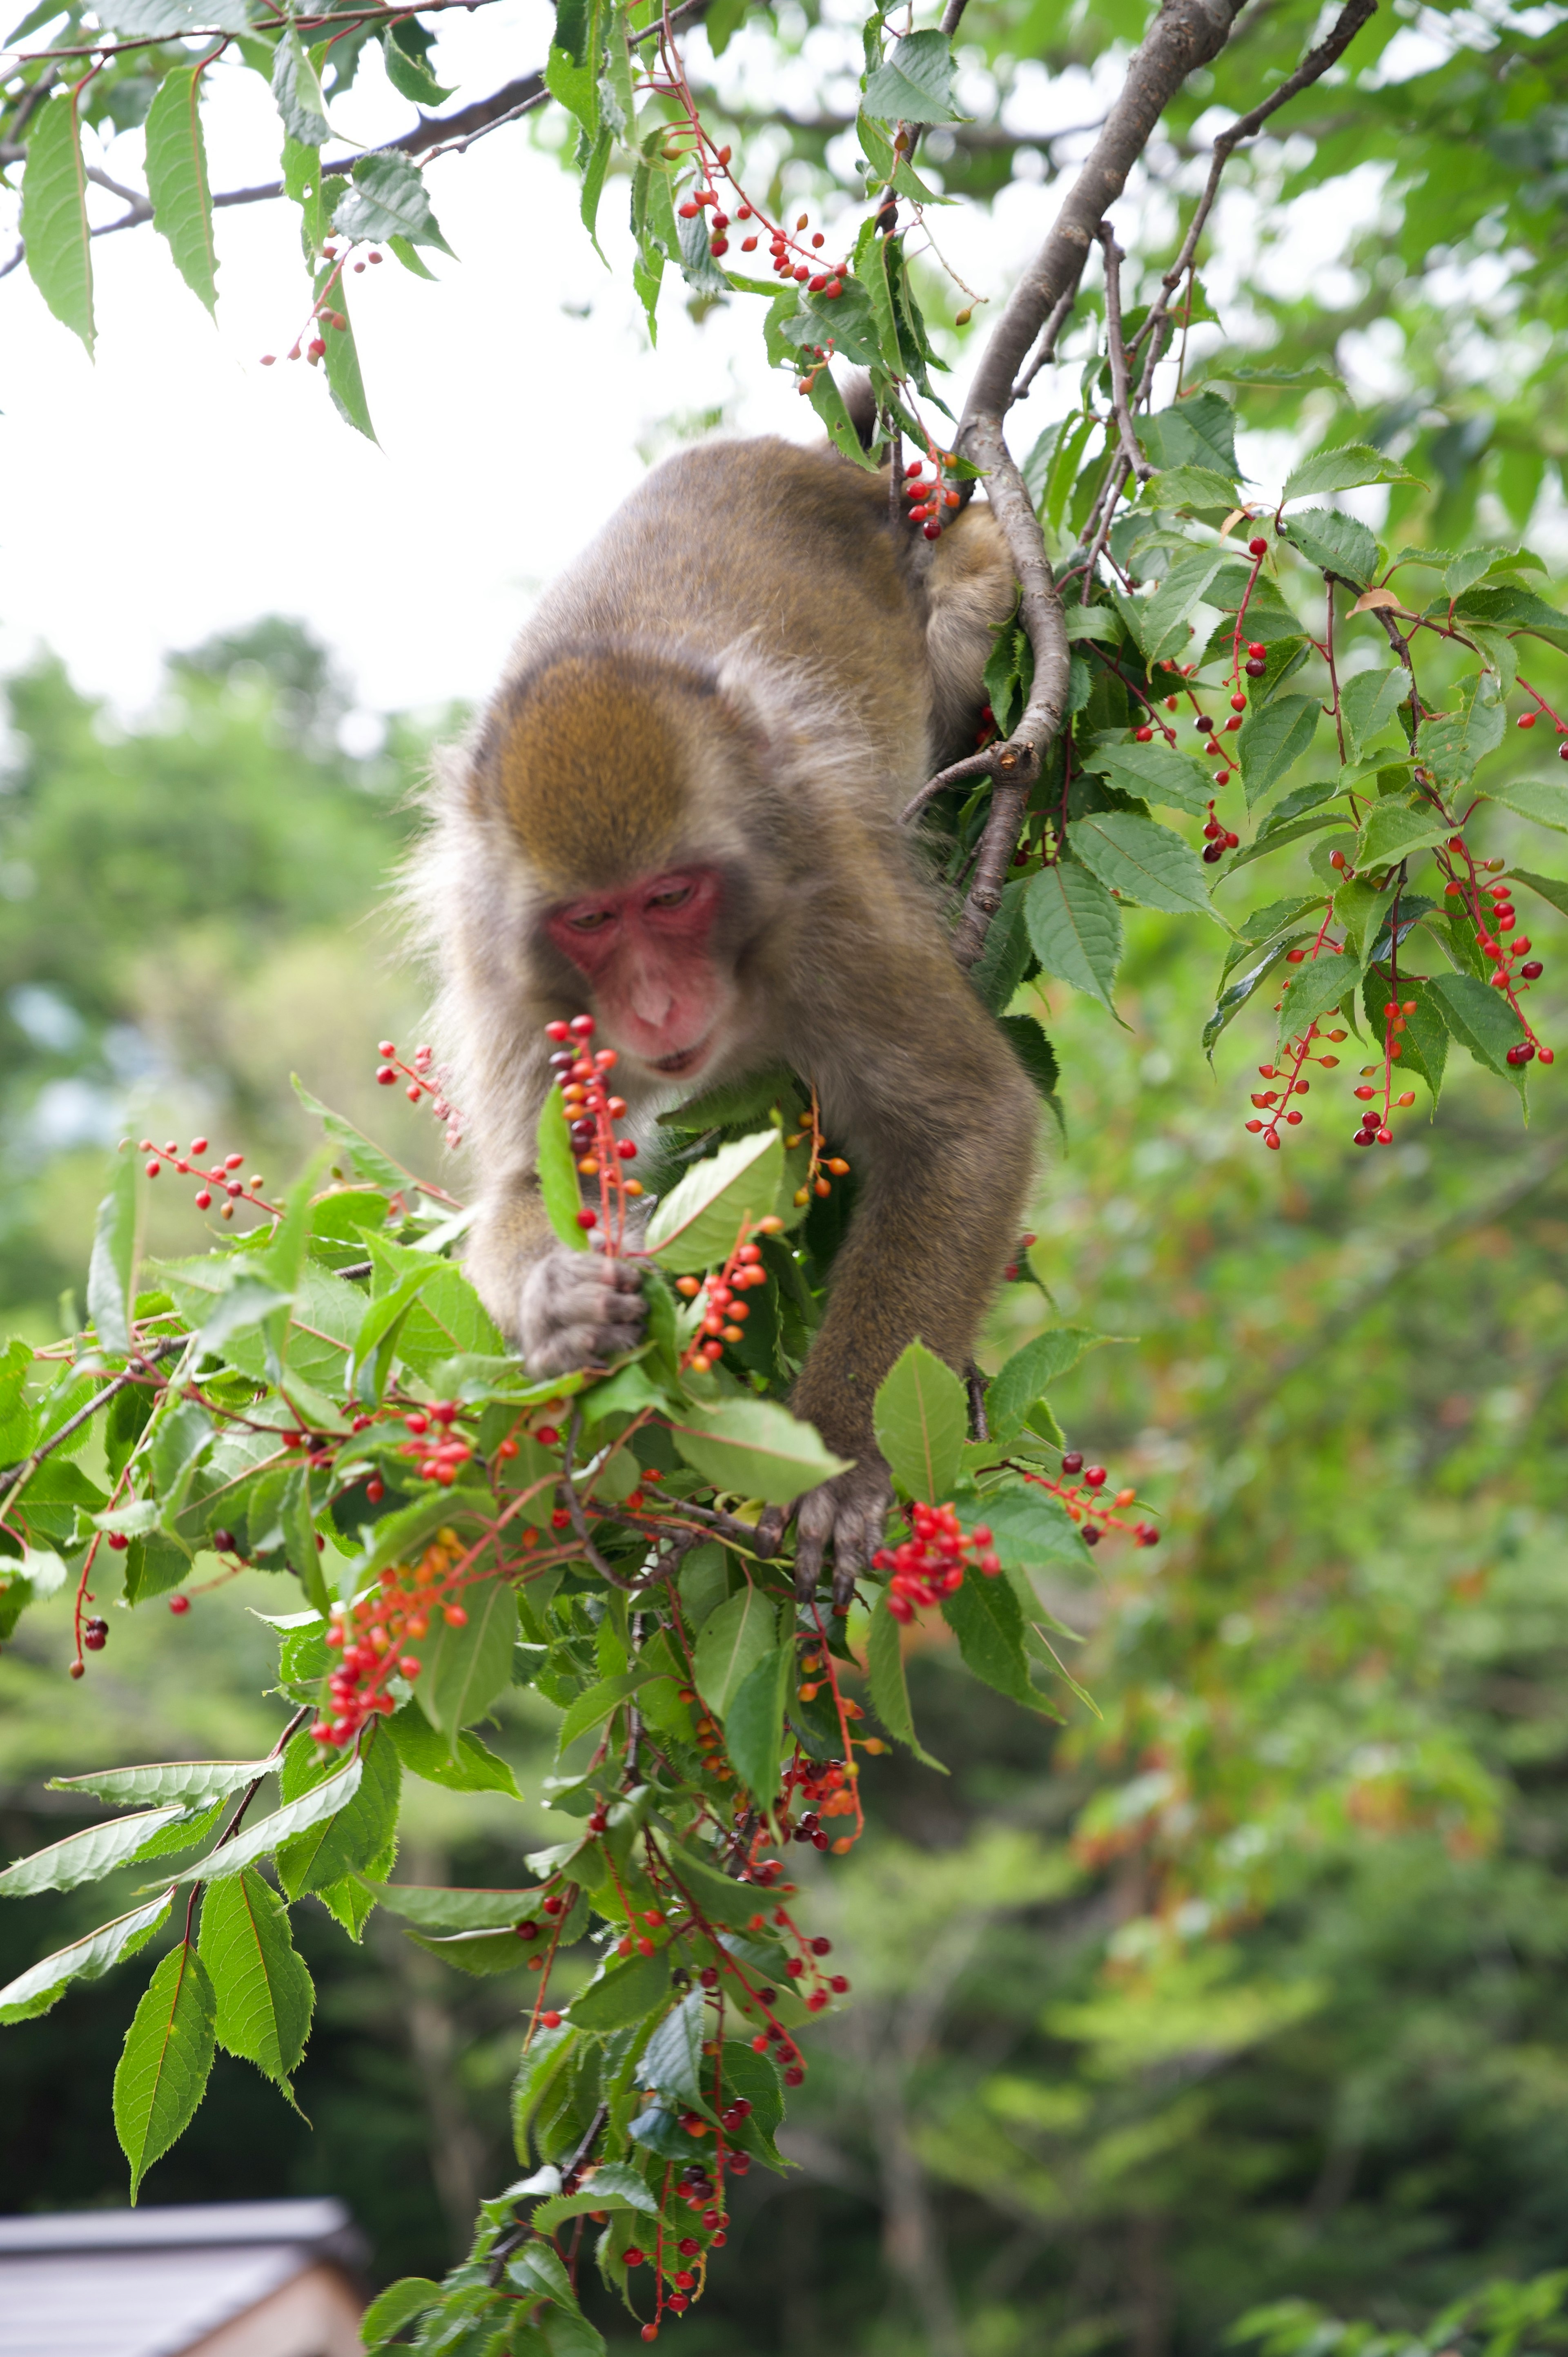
3;616;1567;2356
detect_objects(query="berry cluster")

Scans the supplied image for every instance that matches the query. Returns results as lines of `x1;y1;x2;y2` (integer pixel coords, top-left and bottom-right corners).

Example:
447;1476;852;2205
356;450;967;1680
127;1134;276;1221
374;1039;463;1149
313;1527;471;1745
784;1087;851;1208
1245;1017;1345;1151
900;450;962;542
261;239;382;368
674;1222;782;1374
543;1013;644;1249
667;126;845;295
1027;1453;1160;1548
874;1504;1001;1621
396;1400;509;1487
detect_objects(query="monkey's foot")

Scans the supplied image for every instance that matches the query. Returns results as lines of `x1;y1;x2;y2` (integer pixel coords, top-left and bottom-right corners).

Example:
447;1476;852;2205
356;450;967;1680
518;1248;647;1376
756;1461;892;1614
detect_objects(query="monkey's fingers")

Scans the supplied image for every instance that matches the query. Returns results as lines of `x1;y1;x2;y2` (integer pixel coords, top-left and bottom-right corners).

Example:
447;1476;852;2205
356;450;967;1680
830;1492;887;1612
754;1503;791;1561
791;1487;838;1602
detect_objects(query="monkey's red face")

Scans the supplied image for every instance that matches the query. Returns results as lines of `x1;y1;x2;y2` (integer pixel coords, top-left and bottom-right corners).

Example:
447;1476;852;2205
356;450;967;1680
544;868;730;1077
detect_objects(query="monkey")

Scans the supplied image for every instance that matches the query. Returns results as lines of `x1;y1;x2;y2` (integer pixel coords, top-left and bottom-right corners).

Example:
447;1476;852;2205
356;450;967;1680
417;429;1038;1599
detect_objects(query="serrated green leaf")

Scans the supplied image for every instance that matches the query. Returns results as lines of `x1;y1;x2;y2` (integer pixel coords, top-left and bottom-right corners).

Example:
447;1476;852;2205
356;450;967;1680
693;1586;775;1720
569;1946;673;2032
276;1719;400;1898
272;26;328;144
85;1155;136;1356
1137;390;1238;479
1354;803;1451;869
805;365;880;471
641;1987;707;2107
1341;668;1408;765
332;151;454;255
0;1890;173;2025
1078;735;1213;815
1276;949;1360;1049
942;1570;1050;1713
381;19;453;104
362;2278;444;2350
144;66;218;315
873;1340;966;1503
1137;552;1225;667
667;1397;851;1505
1139;465;1241;511
49;1756;273;1810
1428;970;1528;1083
646;1131;783;1271
172;1753;362;1884
114;1939;217;2199
555;1669;652;1755
1283;443;1420;500
865;1590;945;1769
1237;693;1321;809
1278;506;1378;586
861;26;961;123
537;1084;592;1251
1511;868;1568;918
22;91;94;356
197;1867;313;2090
317;273;375;442
385;1707;521;1797
1024;861;1124;1015
724;1641;791;1803
413;1576;519;1748
1418;675;1506;787
1483;777;1568;833
987;1329;1109;1439
1069;812;1221;923
0;1802;200;1898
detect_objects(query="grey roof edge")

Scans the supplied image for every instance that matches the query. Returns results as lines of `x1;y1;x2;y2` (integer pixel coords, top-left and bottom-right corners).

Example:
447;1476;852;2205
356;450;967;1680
0;2198;365;2263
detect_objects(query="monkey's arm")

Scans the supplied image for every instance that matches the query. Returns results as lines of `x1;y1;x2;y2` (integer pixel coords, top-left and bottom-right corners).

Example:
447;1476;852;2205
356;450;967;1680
763;916;1039;1602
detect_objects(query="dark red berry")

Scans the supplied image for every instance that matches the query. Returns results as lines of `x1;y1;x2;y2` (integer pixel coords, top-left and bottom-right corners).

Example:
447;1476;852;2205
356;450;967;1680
1061;1450;1083;1474
1522;961;1544;979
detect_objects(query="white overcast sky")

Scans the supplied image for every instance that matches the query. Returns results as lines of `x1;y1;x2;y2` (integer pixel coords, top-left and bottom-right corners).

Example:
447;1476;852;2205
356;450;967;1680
0;0;1443;729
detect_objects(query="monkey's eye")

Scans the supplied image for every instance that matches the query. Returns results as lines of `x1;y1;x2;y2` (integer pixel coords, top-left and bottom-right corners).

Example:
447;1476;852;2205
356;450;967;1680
646;883;694;911
568;908;615;932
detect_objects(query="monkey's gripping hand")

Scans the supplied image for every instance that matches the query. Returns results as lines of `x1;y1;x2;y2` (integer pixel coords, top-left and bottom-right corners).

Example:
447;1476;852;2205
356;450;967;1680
755;1456;894;1614
518;1250;648;1377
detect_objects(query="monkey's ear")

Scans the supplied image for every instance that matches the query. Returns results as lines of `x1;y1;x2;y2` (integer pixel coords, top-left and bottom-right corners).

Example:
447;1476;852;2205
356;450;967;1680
840;370;879;453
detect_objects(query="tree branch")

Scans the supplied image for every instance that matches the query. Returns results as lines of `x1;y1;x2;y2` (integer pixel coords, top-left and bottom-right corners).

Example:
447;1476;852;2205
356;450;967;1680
0;1337;184;1523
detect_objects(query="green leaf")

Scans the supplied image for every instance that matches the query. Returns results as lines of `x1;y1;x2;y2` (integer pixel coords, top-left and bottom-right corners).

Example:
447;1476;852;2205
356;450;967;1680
724;1641;792;1802
1078;735;1214;816
1354;803;1451;869
318;272;375;443
998;1014;1060;1103
97;0;249;25
0;1802;200;1897
197;1867;313;2091
172;1752;363;1884
414;1576;520;1748
385;1706;521;1797
332;152;454;254
656;1839;768;1930
532;2160;660;2237
1278;507;1377;585
1341;669;1409;764
272;27;329;144
292;1077;411;1191
540;2306;607;2357
693;1586;776;1720
1428;971;1528;1081
646;1131;784;1271
942;1571;1050;1714
1236;694;1321;809
362;2279;444;2351
1276;949;1360;1050
276;1720;400;1899
642;1987;707;2108
144;67;218;315
960;1484;1084;1570
1136;552;1225;667
381;19;453;104
865;1591;945;1770
1483;776;1568;834
0;1889;173;2025
1511;869;1568;919
987;1329;1108;1440
861;27;961;123
538;1084;591;1250
367;1882;548;1931
555;1669;652;1754
1069;812;1221;923
569;1945;673;2031
667;1397;851;1505
49;1757;273;1810
1282;443;1419;500
1136;390;1238;479
86;1155;136;1356
1418;674;1506;787
873;1340;966;1503
1140;466;1241;511
21;89;94;354
1025;861;1124;1016
113;1939;217;2199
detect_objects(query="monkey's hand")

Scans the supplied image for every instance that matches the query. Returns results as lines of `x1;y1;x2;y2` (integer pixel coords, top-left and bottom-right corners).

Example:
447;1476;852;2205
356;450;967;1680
755;1457;893;1614
517;1250;648;1377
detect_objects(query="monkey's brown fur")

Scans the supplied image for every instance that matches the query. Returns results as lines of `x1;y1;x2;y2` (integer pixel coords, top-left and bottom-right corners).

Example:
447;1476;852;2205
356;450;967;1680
417;432;1036;1588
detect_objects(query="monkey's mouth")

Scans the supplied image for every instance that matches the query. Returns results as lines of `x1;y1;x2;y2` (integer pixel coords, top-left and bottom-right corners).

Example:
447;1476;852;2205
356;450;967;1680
652;1037;710;1078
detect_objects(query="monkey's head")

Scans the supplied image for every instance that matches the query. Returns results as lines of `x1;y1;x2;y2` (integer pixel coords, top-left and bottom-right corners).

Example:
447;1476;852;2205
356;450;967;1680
481;646;777;1084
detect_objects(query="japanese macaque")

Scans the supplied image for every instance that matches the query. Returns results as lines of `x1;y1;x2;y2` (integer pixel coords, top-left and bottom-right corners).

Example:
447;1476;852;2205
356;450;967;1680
419;431;1038;1596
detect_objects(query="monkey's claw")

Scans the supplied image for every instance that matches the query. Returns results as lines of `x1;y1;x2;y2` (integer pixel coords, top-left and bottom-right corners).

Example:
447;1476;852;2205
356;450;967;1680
766;1463;891;1614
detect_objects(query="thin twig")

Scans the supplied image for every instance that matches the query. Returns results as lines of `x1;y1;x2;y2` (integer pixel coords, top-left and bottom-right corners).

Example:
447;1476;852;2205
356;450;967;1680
1011;286;1078;401
560;1406;633;1589
1096;222;1149;485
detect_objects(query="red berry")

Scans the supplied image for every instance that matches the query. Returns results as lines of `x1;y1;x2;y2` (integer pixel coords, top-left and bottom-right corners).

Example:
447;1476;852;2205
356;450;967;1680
1247;642;1266;659
1523;961;1544;979
1518;711;1537;728
541;2009;562;2027
576;1209;597;1229
1248;536;1268;557
1062;1451;1083;1474
169;1593;191;1615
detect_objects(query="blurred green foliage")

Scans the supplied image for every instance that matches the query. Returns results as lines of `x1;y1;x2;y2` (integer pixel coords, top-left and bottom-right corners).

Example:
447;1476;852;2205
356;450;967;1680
4;632;1568;2355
